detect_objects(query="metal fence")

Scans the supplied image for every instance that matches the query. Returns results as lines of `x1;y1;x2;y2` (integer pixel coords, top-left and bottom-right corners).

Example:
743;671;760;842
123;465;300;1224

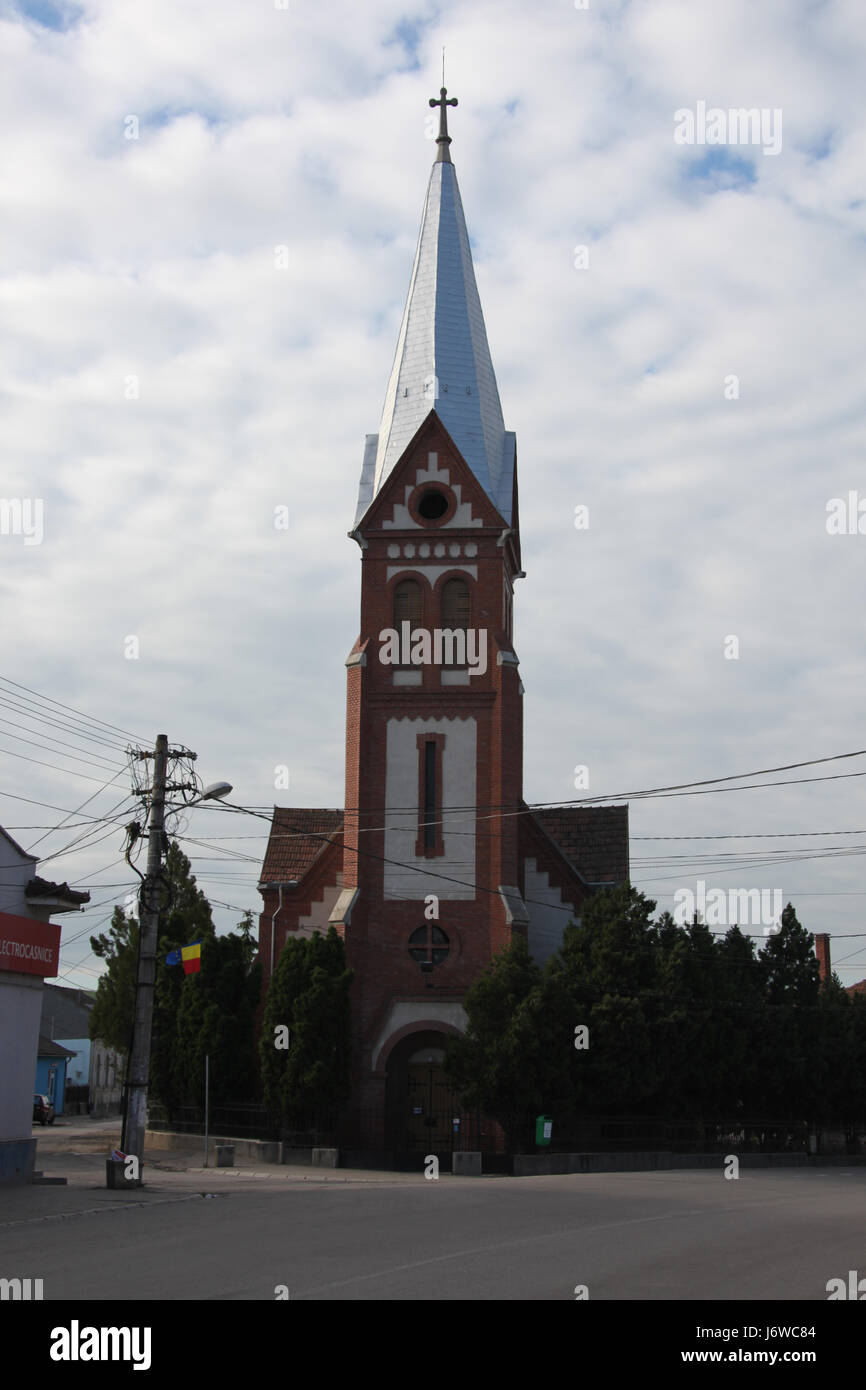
147;1101;278;1140
536;1115;866;1156
145;1100;866;1157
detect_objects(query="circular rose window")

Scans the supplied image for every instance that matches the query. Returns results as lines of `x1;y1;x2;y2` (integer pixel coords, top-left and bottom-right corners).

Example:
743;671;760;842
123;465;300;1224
408;924;450;966
416;490;449;520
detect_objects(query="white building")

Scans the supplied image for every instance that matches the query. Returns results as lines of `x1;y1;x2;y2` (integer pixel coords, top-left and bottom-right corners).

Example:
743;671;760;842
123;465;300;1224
0;826;89;1184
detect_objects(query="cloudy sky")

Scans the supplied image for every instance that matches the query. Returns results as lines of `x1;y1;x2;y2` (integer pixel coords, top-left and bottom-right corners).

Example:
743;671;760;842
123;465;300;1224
1;0;865;989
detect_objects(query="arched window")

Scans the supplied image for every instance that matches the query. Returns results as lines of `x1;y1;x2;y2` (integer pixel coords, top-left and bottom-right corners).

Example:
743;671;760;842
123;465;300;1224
441;578;470;629
394;579;422;630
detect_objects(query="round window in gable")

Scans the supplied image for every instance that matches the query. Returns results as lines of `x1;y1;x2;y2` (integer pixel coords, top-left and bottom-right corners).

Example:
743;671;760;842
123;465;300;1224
417;490;449;521
408;924;450;966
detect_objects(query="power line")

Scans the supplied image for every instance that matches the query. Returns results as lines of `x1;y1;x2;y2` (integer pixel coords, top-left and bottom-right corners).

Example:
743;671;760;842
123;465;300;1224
632;845;866;886
168;824;866;851
0;691;130;754
0;745;133;787
633;829;866;840
35;814;134;865
0;675;147;744
181;834;866;879
0;736;127;779
202;746;866;840
0;823;114;830
34;822;128;869
0;692;130;753
203;801;793;923
0;715;128;772
0;789;134;821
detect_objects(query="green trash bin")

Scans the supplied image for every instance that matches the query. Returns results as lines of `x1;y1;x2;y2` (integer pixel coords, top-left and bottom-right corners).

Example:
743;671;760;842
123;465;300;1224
535;1115;552;1147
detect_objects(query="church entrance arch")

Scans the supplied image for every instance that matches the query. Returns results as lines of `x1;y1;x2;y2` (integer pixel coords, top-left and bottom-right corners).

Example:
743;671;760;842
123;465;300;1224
384;1029;459;1156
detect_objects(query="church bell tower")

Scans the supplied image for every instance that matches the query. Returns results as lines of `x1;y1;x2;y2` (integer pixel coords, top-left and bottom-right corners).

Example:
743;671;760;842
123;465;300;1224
330;90;528;1142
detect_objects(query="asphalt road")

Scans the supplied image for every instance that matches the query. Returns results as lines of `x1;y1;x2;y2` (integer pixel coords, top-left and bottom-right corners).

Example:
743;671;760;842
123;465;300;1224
1;1155;863;1300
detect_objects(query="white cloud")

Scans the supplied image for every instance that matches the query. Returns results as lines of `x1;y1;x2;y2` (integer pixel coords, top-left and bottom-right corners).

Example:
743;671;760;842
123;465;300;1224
1;0;865;985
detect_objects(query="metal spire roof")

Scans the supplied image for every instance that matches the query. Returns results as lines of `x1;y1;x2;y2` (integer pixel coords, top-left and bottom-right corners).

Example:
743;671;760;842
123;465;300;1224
355;93;515;526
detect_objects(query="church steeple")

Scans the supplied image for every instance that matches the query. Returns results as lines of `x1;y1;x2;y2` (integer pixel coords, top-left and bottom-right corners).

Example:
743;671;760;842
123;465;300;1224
355;93;515;529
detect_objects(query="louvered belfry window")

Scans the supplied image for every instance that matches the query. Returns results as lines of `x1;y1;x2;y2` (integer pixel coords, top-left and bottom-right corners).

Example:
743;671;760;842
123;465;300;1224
441;578;470;629
394;579;422;629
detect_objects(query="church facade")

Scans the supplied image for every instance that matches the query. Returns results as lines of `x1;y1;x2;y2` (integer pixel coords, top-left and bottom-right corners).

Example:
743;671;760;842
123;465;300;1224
258;94;629;1153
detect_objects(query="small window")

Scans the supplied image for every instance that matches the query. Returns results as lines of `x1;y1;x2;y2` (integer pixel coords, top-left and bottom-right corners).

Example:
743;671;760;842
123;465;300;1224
394;579;422;629
417;490;449;520
442;578;470;630
423;740;436;849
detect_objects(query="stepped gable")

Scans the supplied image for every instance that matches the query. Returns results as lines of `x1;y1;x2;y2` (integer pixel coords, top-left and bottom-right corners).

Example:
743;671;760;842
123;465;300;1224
528;804;630;887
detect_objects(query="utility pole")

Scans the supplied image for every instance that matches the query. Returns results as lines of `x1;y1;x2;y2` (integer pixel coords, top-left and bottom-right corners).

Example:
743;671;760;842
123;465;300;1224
122;733;169;1175
115;739;229;1185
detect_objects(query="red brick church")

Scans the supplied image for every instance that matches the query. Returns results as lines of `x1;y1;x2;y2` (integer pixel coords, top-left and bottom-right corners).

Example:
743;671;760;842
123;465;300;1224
258;91;629;1153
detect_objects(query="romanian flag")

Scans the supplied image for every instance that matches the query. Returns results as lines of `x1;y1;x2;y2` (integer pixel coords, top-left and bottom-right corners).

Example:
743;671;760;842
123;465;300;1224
165;940;202;974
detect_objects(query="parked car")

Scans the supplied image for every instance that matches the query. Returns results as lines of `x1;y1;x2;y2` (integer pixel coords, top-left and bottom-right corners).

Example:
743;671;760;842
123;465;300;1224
33;1094;55;1126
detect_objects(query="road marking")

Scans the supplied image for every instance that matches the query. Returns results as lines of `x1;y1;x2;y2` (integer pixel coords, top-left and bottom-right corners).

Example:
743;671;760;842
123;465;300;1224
290;1194;814;1297
0;1192;214;1230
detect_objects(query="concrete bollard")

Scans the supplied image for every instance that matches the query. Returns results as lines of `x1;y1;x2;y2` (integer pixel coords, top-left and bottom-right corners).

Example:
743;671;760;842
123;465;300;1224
312;1147;339;1168
452;1151;482;1176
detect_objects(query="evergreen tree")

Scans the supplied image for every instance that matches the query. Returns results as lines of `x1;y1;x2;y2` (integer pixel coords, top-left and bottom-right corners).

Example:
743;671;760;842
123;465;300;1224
549;886;661;1124
150;841;217;1111
438;888;864;1151
90;906;140;1056
445;934;546;1149
759;904;820;1005
260;927;353;1126
713;924;763;1118
90;841;261;1117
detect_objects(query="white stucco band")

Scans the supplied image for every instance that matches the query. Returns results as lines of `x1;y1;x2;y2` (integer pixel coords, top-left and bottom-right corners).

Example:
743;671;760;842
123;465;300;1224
383;715;477;900
385;565;478;584
371;1000;468;1072
524;858;580;966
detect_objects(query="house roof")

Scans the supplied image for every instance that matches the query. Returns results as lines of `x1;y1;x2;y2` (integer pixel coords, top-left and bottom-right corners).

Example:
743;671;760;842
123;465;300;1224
529;805;630;887
0;824;37;862
356;153;513;526
41;983;94;1039
27;877;91;907
259;809;344;888
258;804;629;897
37;1035;76;1059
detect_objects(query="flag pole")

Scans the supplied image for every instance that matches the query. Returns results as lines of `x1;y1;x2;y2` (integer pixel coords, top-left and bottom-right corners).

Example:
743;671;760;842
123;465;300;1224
204;1053;210;1167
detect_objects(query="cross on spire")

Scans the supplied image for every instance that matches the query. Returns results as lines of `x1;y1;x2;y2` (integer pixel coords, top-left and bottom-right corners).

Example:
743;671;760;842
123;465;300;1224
429;86;457;163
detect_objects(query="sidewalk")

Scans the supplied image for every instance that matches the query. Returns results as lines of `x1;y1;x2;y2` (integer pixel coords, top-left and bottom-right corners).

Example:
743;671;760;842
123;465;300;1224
2;1122;451;1224
32;1114;122;1153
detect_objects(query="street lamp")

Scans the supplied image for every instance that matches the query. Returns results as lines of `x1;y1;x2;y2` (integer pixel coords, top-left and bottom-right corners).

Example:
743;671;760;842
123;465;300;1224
168;781;234;811
197;782;233;803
